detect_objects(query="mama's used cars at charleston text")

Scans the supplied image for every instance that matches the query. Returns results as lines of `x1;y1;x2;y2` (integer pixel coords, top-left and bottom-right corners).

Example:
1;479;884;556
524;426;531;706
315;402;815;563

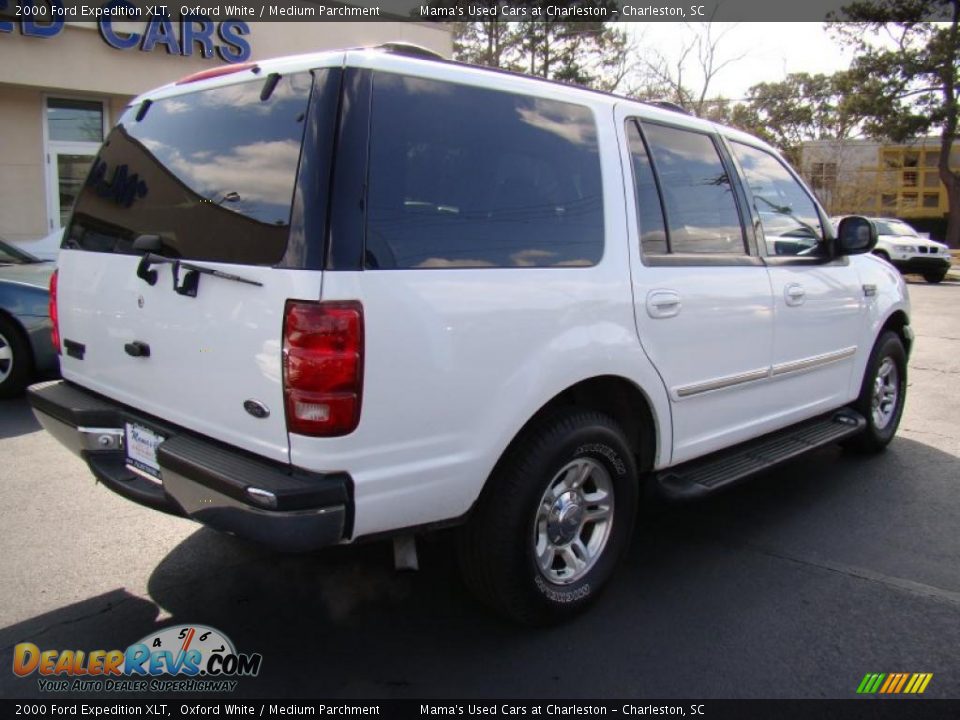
29;44;911;624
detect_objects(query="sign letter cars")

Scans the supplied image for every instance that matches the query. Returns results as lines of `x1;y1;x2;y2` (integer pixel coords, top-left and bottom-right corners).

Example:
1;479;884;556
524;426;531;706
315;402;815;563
0;1;252;63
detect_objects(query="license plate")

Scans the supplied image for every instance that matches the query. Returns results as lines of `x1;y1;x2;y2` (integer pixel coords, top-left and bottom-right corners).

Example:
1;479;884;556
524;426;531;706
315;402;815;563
125;423;165;482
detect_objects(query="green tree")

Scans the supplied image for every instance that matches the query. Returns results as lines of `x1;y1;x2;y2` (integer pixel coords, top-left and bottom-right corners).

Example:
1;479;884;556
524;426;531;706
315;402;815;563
834;0;960;245
723;72;864;165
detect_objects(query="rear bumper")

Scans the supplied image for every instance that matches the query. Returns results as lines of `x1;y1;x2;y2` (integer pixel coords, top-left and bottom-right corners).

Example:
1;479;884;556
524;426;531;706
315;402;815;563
27;380;353;552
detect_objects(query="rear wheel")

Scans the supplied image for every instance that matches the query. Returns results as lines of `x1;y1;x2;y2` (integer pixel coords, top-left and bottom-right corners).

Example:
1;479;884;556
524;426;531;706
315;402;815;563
846;331;907;453
923;271;947;284
458;409;638;625
0;315;32;399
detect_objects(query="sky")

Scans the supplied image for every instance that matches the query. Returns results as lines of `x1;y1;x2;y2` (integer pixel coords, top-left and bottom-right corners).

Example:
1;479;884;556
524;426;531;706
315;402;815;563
624;22;858;100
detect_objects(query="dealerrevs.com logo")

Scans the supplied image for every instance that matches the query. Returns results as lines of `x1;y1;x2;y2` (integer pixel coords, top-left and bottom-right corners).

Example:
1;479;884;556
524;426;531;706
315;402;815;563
13;625;262;693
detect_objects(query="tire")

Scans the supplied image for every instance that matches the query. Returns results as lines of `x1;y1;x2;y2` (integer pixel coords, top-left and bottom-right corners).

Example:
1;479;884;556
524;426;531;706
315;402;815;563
923;271;947;284
458;409;638;625
0;315;33;399
845;331;907;453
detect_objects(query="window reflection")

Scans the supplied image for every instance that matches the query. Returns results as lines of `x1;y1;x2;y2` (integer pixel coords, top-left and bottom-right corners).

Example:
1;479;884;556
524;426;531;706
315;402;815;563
366;73;604;269
731;142;824;256
68;74;312;265
642;123;745;255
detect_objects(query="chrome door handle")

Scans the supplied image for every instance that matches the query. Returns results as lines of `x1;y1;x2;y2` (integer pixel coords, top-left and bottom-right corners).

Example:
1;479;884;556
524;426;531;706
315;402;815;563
646;290;681;318
784;283;805;307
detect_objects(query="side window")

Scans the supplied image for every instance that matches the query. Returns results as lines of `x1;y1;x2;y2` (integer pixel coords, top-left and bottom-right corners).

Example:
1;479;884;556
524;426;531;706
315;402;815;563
641;123;746;255
730;141;824;256
626;120;667;255
365;74;604;269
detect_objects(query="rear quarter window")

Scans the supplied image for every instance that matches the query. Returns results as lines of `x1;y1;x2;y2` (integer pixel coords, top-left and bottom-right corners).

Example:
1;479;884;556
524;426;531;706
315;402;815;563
365;73;604;269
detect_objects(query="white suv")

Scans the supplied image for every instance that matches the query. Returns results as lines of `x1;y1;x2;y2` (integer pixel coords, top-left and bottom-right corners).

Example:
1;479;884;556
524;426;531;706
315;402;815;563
833;216;951;283
28;45;911;624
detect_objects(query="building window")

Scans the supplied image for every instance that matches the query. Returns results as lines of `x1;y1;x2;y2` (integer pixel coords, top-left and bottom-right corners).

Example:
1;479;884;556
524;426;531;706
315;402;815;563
881;194;897;210
923;151;939;167
808;161;837;192
903;151;919;168
922;193;940;209
924;171;941;189
46;99;104;143
903;170;918;187
45;97;106;230
902;193;918;209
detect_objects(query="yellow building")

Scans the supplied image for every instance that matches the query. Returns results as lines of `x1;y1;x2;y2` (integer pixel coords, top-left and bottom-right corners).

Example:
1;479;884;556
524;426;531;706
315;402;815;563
801;138;954;239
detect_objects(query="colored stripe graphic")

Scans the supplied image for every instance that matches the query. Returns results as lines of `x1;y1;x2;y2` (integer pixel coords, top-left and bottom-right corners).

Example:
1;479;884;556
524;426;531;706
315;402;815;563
879;674;896;693
904;674;920;693
857;673;932;694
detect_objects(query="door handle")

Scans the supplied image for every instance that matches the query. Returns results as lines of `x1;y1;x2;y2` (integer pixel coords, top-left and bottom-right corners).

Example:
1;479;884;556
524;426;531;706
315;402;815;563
784;283;805;307
646;290;681;318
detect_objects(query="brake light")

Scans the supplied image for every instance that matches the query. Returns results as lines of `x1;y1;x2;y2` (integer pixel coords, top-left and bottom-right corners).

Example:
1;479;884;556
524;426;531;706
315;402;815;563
283;301;363;437
49;269;60;354
175;62;258;85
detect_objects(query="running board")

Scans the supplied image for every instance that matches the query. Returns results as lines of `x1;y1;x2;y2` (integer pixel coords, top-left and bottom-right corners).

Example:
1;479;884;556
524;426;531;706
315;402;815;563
656;410;866;501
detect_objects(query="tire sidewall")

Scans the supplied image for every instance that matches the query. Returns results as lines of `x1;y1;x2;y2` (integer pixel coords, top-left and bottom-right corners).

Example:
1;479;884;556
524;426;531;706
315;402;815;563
0;319;31;398
861;332;907;445
517;418;637;616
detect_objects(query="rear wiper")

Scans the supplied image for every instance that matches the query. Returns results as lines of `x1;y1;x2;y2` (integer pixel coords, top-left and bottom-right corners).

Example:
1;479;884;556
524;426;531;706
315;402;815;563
136;252;263;297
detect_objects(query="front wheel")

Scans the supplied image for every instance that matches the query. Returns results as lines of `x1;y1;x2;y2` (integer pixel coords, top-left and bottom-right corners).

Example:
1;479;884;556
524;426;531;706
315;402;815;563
458;409;638;625
846;331;907;453
923;271;947;284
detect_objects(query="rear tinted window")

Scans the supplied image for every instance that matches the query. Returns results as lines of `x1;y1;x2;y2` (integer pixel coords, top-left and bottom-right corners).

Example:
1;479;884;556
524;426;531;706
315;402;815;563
365;73;604;269
641;123;745;255
626;120;668;255
66;73;313;265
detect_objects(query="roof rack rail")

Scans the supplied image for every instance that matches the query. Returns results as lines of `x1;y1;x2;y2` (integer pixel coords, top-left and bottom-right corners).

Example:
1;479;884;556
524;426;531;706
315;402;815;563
644;100;692;115
375;43;445;61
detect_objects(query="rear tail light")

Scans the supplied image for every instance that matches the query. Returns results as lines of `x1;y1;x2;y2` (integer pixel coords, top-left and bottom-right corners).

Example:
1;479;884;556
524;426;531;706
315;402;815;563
282;300;363;437
49;269;60;354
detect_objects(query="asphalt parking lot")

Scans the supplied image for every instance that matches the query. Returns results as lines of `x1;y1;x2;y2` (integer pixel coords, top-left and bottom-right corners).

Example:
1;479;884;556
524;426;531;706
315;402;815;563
1;279;958;700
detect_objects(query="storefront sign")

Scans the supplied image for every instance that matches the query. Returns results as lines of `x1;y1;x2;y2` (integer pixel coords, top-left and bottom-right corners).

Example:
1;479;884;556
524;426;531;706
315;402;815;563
0;1;252;62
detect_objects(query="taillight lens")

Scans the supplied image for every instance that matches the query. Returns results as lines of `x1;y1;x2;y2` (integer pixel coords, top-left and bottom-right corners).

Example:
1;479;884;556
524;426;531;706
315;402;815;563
49;269;60;354
283;301;363;437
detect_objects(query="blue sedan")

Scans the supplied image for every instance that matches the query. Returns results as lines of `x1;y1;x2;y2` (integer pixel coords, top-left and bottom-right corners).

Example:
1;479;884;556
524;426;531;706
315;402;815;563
0;238;59;397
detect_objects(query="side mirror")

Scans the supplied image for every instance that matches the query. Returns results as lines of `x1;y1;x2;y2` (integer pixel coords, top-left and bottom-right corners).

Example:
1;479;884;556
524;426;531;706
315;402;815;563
836;216;878;256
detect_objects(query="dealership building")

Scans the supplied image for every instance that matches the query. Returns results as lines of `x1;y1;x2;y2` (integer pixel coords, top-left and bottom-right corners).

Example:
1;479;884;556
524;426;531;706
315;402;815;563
0;18;451;243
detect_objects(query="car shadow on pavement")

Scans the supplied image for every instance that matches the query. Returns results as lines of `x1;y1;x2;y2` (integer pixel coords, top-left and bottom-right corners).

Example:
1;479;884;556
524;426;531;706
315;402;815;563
1;437;957;699
0;397;41;440
0;589;164;698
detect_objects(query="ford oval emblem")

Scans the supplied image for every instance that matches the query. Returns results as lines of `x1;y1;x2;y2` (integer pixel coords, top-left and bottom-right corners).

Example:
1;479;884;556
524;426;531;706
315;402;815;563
243;400;270;419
